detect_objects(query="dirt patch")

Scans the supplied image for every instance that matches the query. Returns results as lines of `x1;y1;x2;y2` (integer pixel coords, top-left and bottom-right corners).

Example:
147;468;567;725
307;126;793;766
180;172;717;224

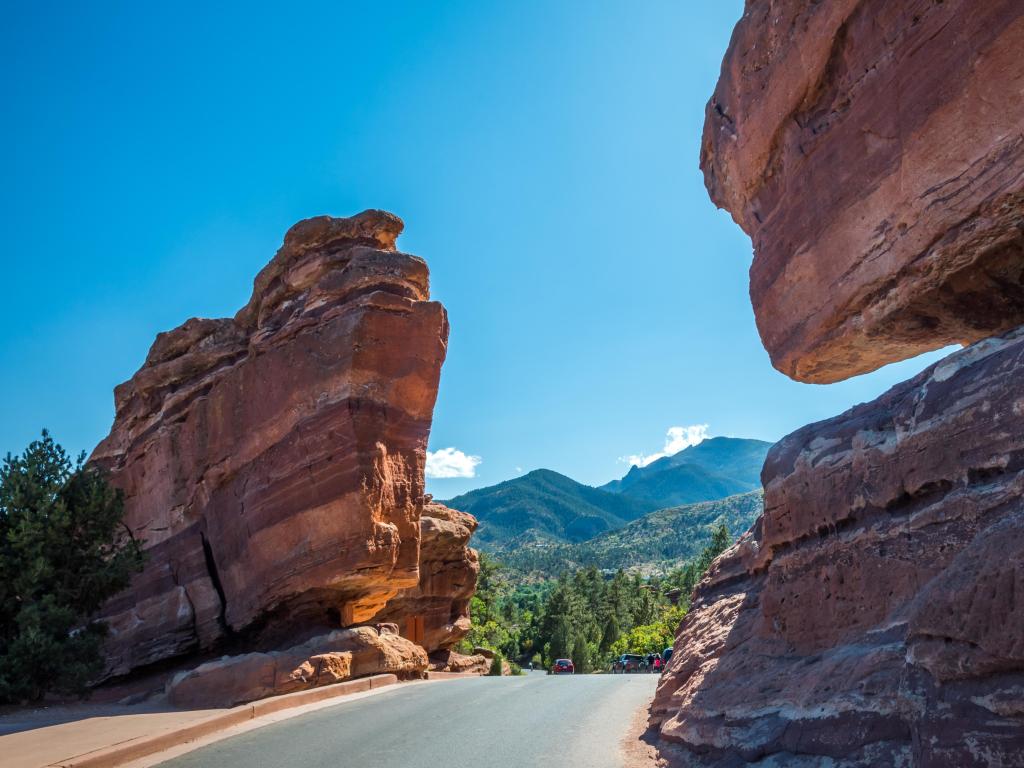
620;700;670;768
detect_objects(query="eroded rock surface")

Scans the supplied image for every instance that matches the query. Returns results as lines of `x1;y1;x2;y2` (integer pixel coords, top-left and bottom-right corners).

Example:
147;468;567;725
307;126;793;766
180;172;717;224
167;625;427;708
93;210;449;677
658;2;1024;763
703;0;1024;383
651;329;1024;766
428;649;491;676
370;500;479;652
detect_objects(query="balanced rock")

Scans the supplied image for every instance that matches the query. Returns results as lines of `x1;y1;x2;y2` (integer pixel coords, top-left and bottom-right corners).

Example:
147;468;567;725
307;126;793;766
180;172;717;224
370;501;479;652
651;328;1024;766
702;0;1024;383
93;210;449;677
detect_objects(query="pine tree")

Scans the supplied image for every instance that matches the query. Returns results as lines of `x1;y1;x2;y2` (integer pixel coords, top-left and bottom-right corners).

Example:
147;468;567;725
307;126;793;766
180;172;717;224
0;431;144;702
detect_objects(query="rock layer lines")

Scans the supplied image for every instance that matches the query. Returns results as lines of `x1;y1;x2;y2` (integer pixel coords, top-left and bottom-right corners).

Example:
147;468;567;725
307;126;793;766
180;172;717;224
655;0;1024;764
652;329;1024;766
703;0;1024;383
92;210;450;677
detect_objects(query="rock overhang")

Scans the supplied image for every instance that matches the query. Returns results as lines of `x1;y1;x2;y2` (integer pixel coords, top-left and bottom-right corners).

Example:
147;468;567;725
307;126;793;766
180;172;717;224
701;0;1024;383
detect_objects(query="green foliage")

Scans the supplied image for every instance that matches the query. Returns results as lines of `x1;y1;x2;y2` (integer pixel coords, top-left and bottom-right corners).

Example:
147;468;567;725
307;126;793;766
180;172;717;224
462;520;739;675
0;431;144;702
608;605;685;658
488;652;504;676
603;463;748;510
502;490;762;578
662;522;733;599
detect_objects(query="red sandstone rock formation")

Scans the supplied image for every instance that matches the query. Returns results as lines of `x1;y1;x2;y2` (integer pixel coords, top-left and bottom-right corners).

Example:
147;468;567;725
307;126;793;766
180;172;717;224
369;500;479;653
428;649;491;676
703;0;1024;383
654;1;1024;764
92;211;451;677
651;329;1024;765
167;624;428;708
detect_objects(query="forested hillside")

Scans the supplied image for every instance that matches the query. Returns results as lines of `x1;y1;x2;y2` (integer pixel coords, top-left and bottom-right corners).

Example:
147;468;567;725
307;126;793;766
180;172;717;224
501;490;762;577
461;525;734;673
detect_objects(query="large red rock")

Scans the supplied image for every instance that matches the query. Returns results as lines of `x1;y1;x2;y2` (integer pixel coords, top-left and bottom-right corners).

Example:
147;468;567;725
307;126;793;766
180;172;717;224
651;327;1024;767
702;0;1024;383
428;649;491;676
370;500;479;652
166;624;428;708
92;211;449;677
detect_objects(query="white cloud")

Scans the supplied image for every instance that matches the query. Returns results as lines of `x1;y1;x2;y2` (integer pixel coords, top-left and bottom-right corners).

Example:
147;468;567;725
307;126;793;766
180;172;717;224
621;424;710;468
426;447;482;479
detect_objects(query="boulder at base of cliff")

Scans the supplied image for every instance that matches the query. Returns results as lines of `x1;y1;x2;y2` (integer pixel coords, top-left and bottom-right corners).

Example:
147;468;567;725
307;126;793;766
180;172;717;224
650;327;1024;767
428;649;491;676
370;501;479;653
167;625;428;708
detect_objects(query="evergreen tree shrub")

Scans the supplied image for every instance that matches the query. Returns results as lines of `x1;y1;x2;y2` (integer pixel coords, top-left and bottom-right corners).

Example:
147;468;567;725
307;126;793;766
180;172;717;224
0;431;144;702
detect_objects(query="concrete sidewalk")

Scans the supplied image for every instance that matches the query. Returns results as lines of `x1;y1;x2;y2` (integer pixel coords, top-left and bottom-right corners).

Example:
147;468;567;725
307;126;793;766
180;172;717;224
3;674;405;768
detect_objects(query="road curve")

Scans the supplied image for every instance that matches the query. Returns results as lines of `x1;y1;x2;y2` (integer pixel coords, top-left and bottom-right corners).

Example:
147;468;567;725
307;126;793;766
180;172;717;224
157;672;659;768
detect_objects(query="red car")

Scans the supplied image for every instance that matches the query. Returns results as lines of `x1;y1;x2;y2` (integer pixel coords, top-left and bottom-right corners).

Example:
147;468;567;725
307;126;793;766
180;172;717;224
552;658;575;674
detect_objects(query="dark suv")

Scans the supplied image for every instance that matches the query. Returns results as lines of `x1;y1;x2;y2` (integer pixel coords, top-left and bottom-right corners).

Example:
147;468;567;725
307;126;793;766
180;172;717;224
617;654;644;673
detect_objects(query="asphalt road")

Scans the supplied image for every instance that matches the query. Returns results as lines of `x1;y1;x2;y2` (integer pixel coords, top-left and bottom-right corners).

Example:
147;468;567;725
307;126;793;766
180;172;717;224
157;672;659;768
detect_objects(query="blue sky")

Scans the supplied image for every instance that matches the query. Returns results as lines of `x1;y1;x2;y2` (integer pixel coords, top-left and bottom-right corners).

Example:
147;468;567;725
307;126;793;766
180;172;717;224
0;2;950;498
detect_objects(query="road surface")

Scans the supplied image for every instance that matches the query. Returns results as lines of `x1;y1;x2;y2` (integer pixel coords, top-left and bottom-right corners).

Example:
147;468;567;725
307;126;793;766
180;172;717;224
157;672;659;768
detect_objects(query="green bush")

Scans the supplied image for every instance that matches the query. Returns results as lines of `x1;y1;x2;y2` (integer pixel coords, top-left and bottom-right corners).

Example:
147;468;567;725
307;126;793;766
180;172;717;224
488;652;505;676
0;431;144;702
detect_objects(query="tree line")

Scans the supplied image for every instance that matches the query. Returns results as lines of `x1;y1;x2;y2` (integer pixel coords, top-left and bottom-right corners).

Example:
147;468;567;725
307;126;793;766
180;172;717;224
460;524;732;672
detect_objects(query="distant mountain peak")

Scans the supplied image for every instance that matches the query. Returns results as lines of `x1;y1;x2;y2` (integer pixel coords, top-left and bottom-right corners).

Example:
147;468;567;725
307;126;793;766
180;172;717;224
446;436;773;554
602;435;771;492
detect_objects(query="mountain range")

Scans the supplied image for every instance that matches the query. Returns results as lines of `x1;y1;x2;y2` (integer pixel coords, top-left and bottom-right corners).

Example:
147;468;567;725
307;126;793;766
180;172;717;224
443;436;772;552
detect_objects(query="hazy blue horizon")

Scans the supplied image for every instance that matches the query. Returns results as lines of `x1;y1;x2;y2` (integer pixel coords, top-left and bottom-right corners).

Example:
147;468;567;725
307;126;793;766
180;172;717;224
1;2;953;498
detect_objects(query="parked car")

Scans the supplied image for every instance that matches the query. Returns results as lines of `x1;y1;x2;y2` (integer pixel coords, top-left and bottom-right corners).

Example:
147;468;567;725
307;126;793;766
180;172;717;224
618;654;645;673
552;658;575;675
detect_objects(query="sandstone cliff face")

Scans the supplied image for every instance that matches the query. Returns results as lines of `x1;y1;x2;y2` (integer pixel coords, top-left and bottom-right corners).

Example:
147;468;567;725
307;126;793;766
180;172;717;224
92;211;450;677
703;0;1024;383
654;1;1024;765
651;329;1024;766
370;501;479;653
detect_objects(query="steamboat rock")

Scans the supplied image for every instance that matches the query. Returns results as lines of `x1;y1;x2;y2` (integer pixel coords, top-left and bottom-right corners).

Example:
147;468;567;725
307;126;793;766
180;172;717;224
92;210;450;677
